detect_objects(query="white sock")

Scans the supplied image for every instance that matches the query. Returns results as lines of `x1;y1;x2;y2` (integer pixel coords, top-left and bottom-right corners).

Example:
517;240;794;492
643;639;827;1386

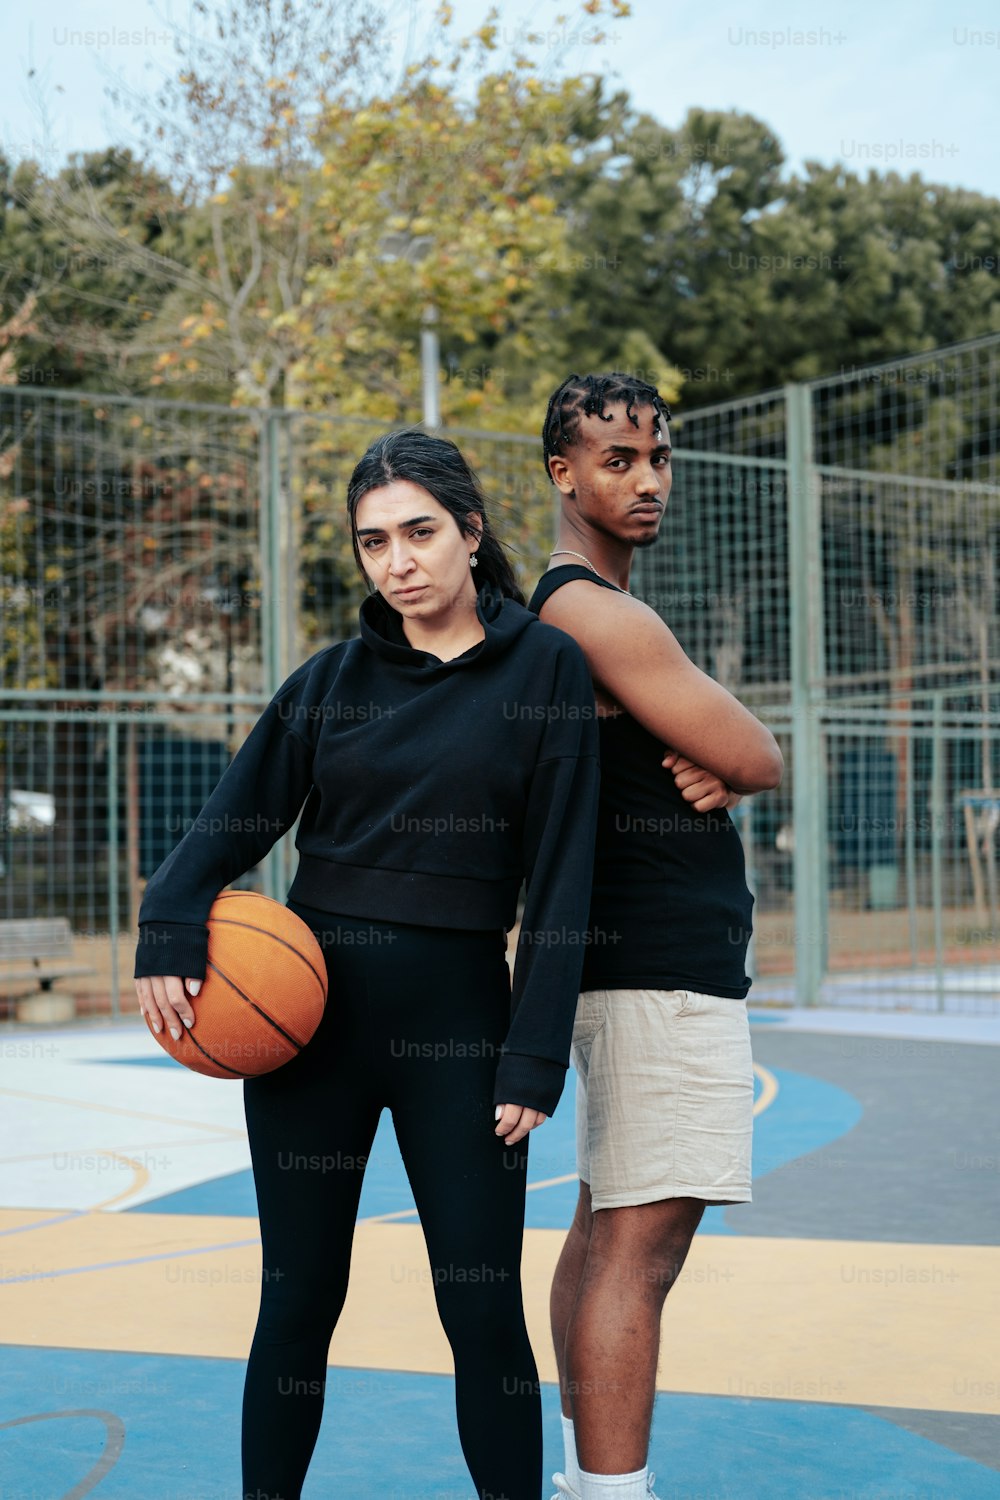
560;1412;581;1491
578;1465;649;1500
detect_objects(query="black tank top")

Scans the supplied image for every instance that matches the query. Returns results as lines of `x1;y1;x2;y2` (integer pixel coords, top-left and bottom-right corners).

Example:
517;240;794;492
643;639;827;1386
528;565;752;998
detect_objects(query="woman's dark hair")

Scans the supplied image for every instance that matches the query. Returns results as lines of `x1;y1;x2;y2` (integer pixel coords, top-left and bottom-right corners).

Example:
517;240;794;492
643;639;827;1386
346;429;525;604
542;372;672;480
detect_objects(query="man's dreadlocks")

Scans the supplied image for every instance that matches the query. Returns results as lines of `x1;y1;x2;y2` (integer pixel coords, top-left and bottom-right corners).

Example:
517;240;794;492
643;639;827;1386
541;372;672;481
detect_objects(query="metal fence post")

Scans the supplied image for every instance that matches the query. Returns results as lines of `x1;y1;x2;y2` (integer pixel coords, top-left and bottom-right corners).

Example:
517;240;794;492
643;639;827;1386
106;721;121;1019
261;411;286;699
260;410;291;901
930;693;946;1012
786;383;827;1004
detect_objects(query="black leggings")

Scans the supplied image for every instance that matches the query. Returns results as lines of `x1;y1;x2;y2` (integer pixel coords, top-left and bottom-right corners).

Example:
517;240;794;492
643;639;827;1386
241;904;542;1500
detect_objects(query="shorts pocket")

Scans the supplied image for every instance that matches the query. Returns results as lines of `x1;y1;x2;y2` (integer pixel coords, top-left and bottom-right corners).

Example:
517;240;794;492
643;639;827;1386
677;989;745;1018
572;989;608;1052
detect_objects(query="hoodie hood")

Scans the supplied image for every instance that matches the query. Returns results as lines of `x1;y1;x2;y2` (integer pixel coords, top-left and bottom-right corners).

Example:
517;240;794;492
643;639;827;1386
358;585;535;671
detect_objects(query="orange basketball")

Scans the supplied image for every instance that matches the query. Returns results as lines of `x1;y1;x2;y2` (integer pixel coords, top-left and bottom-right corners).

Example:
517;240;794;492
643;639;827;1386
144;891;328;1078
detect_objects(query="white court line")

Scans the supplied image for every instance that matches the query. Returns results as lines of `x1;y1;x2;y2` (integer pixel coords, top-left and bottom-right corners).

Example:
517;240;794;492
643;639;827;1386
751;1007;1000;1045
0;1086;245;1137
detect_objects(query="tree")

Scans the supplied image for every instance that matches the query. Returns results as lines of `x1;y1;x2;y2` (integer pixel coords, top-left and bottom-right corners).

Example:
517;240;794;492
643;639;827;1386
0;149;179;392
2;0;384;405
512;101;1000;408
276;49;612;643
0;288;51;699
5;1;635;680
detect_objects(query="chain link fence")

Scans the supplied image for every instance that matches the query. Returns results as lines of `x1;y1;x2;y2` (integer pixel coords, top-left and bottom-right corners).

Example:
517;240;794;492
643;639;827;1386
633;335;1000;1008
2;335;998;1016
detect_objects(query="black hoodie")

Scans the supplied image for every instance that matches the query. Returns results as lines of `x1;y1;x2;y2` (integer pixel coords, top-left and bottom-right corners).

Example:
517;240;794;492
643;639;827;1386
134;586;600;1114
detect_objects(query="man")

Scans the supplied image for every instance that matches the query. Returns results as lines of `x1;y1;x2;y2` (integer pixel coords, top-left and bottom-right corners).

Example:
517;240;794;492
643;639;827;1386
528;372;783;1500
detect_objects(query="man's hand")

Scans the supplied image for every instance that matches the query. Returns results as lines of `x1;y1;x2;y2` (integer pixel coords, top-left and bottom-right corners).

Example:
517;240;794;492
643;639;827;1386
494;1103;547;1146
662;751;742;814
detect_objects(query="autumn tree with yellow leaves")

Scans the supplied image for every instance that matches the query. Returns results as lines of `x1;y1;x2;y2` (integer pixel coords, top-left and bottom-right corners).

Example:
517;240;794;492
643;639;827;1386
2;0;635;696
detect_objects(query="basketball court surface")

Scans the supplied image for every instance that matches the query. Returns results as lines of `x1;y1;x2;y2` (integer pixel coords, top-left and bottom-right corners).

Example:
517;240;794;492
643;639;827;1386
2;1002;999;1499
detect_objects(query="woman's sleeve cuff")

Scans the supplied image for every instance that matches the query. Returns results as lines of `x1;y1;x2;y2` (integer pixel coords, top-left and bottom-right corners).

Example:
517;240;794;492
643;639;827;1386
493;1052;568;1118
133;923;209;980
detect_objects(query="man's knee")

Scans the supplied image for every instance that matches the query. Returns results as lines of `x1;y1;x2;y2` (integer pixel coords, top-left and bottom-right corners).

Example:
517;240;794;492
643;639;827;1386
571;1179;594;1240
589;1196;704;1285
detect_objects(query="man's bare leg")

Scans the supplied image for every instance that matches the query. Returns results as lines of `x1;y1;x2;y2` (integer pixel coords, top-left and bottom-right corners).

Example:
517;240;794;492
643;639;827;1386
554;1194;704;1475
550;1181;596;1419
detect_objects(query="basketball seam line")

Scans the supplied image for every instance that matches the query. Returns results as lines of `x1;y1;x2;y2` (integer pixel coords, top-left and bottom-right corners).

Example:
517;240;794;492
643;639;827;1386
206;960;307;1052
180;1018;248;1078
210;911;326;994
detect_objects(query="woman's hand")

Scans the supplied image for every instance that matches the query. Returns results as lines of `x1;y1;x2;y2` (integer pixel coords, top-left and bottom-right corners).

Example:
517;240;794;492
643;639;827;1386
135;975;201;1041
494;1103;547;1146
661;750;741;813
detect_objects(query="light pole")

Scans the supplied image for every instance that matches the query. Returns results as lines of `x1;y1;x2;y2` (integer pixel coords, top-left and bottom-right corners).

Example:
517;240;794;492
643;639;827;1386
376;231;441;429
420;304;441;429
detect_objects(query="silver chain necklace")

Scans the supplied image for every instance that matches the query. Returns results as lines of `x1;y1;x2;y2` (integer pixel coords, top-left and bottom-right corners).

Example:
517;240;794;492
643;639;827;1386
549;550;629;594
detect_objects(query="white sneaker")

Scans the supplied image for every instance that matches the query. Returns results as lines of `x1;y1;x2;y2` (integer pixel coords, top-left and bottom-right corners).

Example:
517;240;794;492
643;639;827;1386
549;1467;657;1499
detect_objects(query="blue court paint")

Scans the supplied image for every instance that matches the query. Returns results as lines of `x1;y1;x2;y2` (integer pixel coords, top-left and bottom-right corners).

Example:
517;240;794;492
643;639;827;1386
524;1064;863;1234
2;1345;997;1500
0;1407;123;1500
90;1055;184;1068
703;1064;863;1235
129;1109;429;1220
644;1391;1000;1500
132;1168;259;1218
750;1067;862;1176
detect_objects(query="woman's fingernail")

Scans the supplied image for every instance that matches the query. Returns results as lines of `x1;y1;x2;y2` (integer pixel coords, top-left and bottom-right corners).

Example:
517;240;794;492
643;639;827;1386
170;1026;181;1041
495;1106;503;1121
182;1016;194;1028
152;1022;161;1034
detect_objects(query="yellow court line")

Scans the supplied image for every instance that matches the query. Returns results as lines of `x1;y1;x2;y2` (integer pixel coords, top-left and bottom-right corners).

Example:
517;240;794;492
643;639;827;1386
1;1154;152;1219
0;1087;245;1138
526;1172;578;1192
362;1171;584;1224
0;1135;244;1168
360;1171;581;1225
753;1062;779;1117
88;1154;152;1212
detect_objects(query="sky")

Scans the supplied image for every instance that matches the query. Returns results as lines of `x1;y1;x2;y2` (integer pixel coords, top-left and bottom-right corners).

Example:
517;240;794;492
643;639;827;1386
0;0;998;199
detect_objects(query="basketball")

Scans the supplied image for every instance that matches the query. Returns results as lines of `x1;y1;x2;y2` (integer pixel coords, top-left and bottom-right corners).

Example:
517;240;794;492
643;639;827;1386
144;891;328;1078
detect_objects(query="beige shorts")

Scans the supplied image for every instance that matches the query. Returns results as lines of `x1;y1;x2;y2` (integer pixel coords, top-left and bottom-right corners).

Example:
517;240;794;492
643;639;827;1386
572;987;754;1211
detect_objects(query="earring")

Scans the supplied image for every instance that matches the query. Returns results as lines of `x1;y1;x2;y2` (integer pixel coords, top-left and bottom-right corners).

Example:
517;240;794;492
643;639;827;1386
469;554;478;569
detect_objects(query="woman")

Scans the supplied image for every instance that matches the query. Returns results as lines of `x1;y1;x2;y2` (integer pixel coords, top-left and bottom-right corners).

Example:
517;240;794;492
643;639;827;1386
134;429;600;1500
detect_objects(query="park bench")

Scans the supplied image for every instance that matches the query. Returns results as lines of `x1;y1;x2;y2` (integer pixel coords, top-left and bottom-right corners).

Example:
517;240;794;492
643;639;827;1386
0;917;97;994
